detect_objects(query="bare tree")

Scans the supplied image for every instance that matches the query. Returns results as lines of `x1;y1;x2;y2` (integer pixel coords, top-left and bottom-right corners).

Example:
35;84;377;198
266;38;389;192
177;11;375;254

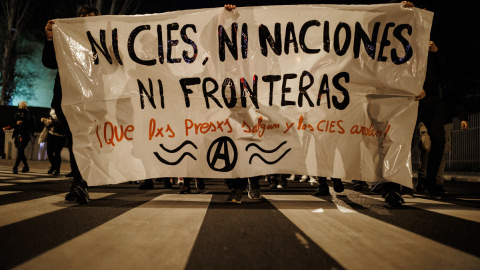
0;0;33;105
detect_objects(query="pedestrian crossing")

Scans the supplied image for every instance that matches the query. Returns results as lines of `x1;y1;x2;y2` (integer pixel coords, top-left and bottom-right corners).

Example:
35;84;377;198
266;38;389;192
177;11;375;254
1;173;480;270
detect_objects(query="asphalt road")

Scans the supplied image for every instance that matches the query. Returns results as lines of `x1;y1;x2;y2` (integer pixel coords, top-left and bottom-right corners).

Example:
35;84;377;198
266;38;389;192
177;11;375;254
1;162;480;270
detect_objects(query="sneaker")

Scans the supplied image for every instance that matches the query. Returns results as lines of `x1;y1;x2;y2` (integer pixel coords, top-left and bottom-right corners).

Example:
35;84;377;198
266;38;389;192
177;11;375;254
299;175;309;182
195;178;205;191
314;178;330;196
178;185;191;194
248;179;262;199
385;191;404;207
332;178;344;193
177;177;184;186
227;189;243;203
138;179;154;190
73;180;89;204
22;167;29;173
287;174;295;181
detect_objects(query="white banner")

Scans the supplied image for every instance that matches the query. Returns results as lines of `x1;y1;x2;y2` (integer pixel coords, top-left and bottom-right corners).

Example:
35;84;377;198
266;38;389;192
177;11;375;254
52;4;433;187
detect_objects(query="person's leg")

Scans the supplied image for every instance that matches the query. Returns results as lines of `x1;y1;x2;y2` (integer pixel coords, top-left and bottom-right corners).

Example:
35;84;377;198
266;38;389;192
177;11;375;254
420;97;445;195
53;136;66;175
195;178;205;190
13;146;23;173
435;123;453;194
179;178;192;194
17;145;29;172
46;134;56;173
139;179;154;190
248;176;262;199
314;177;330;196
417;122;430;191
56;106;89;203
226;178;247;203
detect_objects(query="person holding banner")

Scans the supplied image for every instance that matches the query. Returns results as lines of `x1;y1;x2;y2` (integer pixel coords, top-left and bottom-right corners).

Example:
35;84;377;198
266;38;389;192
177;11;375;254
42;5;100;204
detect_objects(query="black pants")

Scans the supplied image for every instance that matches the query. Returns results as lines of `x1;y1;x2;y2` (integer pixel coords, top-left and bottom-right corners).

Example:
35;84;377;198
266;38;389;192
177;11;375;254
54;106;82;183
418;96;445;186
14;146;28;169
225;176;261;190
47;133;66;172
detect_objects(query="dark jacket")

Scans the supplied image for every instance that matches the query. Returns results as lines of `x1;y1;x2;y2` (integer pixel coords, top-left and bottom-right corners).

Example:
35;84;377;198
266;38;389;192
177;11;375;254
12;109;35;147
42;40;62;109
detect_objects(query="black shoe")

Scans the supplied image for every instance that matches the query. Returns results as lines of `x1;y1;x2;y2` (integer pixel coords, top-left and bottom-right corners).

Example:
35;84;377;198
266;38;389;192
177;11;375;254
12;167;18;174
227;189;243;203
314;178;330;196
195;178;205;191
352;180;366;191
415;182;425;193
138;179;154;190
178;185;191;194
424;183;440;197
22;167;29;173
72;180;89;204
415;177;426;193
53;171;60;176
65;191;77;201
332;178;344;193
248;179;262;199
65;172;73;177
48;168;55;174
164;179;173;189
385;191;404;207
436;185;448;196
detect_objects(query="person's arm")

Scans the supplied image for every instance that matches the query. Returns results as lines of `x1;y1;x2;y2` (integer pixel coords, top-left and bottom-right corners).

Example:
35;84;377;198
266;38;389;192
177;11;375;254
42;20;58;69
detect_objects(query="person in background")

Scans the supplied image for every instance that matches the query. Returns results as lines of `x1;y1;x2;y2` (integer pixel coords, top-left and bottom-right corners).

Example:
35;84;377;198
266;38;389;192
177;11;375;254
41;108;66;176
42;5;100;204
3;101;35;174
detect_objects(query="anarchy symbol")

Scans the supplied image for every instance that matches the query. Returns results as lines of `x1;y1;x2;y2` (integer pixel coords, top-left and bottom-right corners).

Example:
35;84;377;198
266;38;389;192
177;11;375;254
207;136;238;172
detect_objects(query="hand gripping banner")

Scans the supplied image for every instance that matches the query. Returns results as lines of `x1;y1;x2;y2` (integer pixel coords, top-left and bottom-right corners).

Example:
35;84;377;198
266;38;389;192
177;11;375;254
51;4;433;186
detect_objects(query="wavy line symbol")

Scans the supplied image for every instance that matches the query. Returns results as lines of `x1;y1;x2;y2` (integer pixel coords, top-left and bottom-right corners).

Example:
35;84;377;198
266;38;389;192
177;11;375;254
245;141;291;165
154;140;197;165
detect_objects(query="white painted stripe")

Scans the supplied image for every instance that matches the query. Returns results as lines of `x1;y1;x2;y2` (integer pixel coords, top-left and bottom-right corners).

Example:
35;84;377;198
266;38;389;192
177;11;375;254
5;178;67;183
363;194;480;223
0;183;15;186
15;194;212;270
0;192;113;227
0;191;22;196
0;173;34;178
265;195;480;270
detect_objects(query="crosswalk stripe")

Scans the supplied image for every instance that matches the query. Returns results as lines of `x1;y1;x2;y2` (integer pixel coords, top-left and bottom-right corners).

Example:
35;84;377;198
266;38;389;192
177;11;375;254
0;192;114;227
0;191;22;196
15;193;212;270
362;194;480;223
5;178;67;183
0;183;16;187
265;194;480;270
